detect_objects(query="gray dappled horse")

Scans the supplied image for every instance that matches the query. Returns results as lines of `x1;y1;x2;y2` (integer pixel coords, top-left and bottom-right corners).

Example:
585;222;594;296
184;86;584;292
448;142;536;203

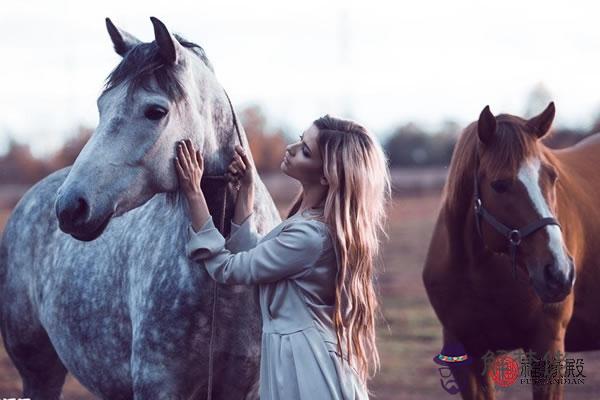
0;17;281;399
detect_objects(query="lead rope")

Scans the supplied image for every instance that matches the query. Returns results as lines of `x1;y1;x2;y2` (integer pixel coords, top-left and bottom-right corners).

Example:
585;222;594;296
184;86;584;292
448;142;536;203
205;88;244;400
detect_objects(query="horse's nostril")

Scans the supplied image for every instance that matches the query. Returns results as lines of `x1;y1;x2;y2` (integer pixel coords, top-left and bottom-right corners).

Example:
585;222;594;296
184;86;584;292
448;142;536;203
73;198;89;224
544;263;562;288
544;264;558;286
74;197;88;216
57;193;91;230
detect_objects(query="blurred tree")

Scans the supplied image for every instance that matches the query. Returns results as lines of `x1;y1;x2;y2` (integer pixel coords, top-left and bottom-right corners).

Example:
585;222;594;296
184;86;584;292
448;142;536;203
431;120;460;167
384;122;458;167
0;126;92;184
46;125;92;171
0;137;46;184
385;123;429;166
239;104;288;173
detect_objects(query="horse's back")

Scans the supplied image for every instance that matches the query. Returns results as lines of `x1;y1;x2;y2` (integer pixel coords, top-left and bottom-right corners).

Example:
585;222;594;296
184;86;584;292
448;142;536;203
554;131;600;162
550;132;600;200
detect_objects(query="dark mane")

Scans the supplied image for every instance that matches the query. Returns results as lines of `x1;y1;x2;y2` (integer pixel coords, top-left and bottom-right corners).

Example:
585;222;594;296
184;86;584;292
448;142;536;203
101;34;214;101
443;114;541;213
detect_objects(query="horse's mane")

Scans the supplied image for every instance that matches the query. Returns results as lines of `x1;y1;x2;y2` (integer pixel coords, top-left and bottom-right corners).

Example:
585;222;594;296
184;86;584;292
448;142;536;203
443;114;543;214
101;34;213;101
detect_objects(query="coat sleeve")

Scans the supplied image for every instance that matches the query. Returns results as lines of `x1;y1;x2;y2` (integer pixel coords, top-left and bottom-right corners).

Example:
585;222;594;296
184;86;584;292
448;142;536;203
186;215;324;285
225;212;264;253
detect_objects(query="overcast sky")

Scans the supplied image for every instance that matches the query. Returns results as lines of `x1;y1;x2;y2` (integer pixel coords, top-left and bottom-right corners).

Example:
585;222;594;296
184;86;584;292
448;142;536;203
2;0;600;157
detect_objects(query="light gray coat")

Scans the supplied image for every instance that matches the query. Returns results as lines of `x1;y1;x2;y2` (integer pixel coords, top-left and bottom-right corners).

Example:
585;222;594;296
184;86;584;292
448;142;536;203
185;208;369;399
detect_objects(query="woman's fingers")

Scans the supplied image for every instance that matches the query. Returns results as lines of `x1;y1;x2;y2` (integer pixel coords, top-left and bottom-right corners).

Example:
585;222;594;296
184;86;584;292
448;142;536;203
233;153;247;171
236;145;251;168
225;172;240;183
228;158;248;174
233;152;242;164
177;144;191;172
183;140;195;167
175;156;187;180
195;149;203;169
235;159;246;172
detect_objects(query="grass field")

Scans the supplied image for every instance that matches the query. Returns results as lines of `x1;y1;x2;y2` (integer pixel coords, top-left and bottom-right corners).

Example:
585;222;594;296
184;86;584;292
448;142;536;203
0;189;599;399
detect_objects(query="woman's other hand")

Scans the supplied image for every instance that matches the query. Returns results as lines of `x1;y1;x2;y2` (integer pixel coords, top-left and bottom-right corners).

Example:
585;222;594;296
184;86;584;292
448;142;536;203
175;139;204;199
225;144;255;191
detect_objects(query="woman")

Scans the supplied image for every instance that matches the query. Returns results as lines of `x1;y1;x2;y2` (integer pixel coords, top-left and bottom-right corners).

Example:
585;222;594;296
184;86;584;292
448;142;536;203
175;115;391;399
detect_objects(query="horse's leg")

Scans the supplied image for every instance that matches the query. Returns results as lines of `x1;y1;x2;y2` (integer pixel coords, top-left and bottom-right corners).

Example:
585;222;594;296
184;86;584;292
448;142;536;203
130;350;189;400
527;324;567;400
210;350;260;399
1;316;67;400
442;329;496;400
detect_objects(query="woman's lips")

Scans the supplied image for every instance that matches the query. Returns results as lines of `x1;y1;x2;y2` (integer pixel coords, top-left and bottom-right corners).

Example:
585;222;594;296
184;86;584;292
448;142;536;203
284;155;290;164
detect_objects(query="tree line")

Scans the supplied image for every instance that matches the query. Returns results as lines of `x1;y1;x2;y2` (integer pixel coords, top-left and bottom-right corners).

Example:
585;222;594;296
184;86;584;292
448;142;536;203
1;105;599;185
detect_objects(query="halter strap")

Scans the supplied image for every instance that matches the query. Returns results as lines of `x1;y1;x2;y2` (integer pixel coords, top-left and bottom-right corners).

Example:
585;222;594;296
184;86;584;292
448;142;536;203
472;147;561;280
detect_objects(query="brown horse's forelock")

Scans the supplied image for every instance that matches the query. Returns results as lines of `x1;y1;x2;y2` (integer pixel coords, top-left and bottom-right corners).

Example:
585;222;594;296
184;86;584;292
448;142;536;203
101;34;214;103
444;114;541;213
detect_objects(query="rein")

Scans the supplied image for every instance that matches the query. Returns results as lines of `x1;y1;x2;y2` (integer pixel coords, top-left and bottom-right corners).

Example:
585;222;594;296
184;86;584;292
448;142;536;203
197;88;244;400
472;146;561;280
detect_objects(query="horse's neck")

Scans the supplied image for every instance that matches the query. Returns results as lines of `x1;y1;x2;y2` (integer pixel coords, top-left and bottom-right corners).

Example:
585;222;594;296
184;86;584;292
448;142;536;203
442;191;486;267
188;62;239;160
547;148;594;257
139;190;189;229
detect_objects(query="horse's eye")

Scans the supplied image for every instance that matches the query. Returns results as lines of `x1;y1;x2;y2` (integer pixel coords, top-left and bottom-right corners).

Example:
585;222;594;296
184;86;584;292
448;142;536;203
145;106;168;121
491;179;512;193
548;169;558;183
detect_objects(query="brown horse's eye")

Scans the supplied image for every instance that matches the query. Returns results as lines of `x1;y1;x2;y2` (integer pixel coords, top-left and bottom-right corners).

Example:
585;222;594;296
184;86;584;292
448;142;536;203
491;179;512;193
548;168;558;183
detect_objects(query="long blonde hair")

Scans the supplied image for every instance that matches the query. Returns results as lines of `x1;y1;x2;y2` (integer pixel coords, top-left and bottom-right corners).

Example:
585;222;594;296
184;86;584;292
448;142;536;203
287;115;392;388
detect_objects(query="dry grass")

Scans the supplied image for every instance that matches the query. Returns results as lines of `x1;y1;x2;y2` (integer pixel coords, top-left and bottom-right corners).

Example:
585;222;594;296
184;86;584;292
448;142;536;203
0;189;598;399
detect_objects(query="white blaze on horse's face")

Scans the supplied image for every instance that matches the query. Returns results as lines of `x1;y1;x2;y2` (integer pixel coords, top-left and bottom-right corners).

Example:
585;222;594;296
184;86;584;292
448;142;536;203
517;157;574;298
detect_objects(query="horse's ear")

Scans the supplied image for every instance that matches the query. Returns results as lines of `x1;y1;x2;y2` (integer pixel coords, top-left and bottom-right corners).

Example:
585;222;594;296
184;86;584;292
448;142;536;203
150;16;184;65
526;102;555;139
478;105;497;145
105;18;141;57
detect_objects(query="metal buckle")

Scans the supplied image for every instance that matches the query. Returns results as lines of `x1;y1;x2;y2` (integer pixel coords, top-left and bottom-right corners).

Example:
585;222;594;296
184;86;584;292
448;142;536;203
474;198;482;214
508;229;522;246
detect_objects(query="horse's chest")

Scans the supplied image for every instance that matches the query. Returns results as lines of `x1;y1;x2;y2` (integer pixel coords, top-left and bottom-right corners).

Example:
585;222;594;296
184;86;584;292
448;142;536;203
442;281;535;348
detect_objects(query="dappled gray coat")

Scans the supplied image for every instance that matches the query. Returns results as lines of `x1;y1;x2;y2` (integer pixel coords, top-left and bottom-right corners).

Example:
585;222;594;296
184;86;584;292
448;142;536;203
186;208;369;400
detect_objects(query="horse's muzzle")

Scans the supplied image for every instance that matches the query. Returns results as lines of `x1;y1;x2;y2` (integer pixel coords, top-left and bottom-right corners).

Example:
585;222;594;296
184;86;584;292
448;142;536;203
535;257;575;303
55;190;113;241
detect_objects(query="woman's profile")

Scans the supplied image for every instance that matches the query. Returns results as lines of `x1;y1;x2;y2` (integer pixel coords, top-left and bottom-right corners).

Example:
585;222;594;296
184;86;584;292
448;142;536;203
175;114;391;399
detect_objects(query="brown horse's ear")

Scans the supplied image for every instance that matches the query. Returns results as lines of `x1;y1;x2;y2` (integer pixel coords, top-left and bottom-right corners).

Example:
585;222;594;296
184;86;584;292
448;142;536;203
526;102;555;139
478;105;496;145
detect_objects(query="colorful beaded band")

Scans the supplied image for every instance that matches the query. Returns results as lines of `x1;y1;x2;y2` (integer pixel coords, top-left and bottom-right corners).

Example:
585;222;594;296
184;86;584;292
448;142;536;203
437;353;469;362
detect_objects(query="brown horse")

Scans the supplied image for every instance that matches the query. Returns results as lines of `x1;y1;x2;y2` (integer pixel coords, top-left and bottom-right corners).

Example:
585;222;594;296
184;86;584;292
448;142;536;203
423;102;600;399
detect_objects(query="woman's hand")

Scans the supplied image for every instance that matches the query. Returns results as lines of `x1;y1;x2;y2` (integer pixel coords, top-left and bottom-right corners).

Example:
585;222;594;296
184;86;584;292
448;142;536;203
225;144;255;191
175;139;204;199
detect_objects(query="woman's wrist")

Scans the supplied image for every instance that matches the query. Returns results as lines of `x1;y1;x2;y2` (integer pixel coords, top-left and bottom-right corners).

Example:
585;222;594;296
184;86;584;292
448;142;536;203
185;191;211;232
233;185;254;224
184;190;203;201
238;183;254;195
